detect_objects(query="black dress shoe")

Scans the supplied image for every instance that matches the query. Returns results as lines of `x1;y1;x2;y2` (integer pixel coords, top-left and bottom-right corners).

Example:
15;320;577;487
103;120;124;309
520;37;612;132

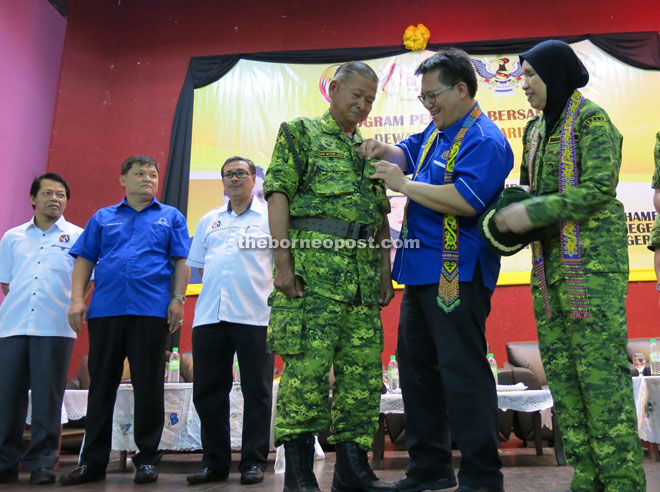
241;465;265;485
60;465;106;486
30;467;56;485
186;467;229;485
455;486;504;492
395;474;457;492
0;465;18;484
134;464;158;484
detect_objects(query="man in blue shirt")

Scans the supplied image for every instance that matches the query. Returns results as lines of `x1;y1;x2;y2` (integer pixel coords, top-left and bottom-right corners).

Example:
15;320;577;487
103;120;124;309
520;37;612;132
363;49;513;492
61;155;190;486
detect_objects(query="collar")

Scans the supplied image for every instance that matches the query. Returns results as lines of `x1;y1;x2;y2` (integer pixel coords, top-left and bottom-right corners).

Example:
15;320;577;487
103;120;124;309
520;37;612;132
118;196;160;210
227;197;254;215
28;215;67;233
320;110;365;145
438;102;480;142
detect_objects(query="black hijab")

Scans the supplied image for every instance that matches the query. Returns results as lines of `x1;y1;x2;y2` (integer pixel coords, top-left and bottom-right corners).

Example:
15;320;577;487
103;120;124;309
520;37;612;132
519;40;589;132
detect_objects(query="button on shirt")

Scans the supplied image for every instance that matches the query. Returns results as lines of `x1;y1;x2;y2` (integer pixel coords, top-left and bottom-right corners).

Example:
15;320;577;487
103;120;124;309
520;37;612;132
187;199;273;327
393;107;514;290
69;198;190;319
0;216;83;338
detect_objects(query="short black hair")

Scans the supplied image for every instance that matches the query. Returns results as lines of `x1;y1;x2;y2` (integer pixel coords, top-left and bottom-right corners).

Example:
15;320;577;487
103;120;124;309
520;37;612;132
30;172;71;203
221;156;256;175
120;155;159;175
415;48;478;98
334;61;378;84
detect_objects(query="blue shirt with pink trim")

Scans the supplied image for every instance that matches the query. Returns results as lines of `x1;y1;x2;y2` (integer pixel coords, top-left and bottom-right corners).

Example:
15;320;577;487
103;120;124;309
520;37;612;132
393;105;513;290
70;198;190;319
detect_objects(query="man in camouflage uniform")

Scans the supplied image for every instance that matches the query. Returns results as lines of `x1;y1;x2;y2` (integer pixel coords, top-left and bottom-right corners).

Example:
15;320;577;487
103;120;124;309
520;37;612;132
495;40;645;492
263;61;395;492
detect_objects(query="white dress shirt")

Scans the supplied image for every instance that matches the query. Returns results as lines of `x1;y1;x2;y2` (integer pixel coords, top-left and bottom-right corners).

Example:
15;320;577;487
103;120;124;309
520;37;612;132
187;199;273;327
0;216;83;338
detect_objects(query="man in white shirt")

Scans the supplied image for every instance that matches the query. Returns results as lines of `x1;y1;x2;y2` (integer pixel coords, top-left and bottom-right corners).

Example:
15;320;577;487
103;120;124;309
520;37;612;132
185;156;275;486
0;173;83;485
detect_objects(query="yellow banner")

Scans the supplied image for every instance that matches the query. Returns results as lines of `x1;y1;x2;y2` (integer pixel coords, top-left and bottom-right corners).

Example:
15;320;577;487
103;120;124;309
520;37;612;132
189;40;659;285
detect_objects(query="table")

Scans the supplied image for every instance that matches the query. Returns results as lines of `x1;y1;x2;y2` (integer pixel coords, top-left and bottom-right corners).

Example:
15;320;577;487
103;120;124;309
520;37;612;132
373;388;563;468
632;375;660;459
27;389;88;425
111;382;279;467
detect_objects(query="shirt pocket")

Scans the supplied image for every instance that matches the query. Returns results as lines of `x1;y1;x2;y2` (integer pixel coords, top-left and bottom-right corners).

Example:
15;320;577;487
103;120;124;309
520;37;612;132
308;159;357;196
150;223;171;255
48;247;75;271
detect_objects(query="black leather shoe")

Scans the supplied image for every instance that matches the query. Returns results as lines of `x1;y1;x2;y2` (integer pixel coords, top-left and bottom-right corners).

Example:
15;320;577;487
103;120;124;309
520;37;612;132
455;486;504;492
241;465;265;485
134;464;158;484
60;465;106;486
0;466;18;484
396;474;457;492
30;467;56;484
186;467;229;485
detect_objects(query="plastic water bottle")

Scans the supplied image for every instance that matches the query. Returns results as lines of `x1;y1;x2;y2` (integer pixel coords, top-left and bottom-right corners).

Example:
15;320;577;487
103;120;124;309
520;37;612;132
233;356;241;385
167;347;181;383
388;355;400;393
650;339;660;375
487;353;498;383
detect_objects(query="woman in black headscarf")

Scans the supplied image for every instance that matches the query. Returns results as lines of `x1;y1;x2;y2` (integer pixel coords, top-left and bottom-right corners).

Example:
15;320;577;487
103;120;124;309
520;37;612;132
495;40;646;492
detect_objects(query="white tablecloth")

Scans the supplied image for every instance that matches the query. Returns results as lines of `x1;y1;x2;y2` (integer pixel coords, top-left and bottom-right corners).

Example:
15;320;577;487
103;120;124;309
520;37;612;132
633;375;660;443
26;389;88;425
380;388;554;414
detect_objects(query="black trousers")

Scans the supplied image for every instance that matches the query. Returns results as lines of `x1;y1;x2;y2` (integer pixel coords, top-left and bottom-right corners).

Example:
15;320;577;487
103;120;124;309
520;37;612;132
192;322;274;474
397;269;503;489
0;335;73;472
81;316;167;469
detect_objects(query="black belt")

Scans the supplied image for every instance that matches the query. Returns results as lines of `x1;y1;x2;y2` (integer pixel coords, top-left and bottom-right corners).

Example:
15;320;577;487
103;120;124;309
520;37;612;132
290;217;375;240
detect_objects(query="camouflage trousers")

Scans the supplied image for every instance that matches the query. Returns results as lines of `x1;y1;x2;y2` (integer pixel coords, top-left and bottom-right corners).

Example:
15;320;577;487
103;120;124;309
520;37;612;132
269;291;384;451
532;273;646;492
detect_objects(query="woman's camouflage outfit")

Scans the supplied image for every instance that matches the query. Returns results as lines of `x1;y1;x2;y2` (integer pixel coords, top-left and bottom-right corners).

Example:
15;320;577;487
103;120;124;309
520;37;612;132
517;41;645;492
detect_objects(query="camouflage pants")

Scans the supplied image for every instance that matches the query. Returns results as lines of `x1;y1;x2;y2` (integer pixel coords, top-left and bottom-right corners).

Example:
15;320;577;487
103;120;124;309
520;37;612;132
269;292;384;450
532;273;646;492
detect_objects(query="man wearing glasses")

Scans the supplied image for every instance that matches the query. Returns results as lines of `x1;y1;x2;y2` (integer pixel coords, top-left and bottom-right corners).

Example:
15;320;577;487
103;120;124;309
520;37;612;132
185;156;275;486
362;49;513;492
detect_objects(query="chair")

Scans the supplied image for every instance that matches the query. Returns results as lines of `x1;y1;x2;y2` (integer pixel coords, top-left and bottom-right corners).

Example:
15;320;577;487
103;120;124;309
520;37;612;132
504;341;566;465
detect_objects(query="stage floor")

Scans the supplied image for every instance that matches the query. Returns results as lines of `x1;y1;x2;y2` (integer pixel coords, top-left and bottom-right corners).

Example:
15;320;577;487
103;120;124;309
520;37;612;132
9;447;660;491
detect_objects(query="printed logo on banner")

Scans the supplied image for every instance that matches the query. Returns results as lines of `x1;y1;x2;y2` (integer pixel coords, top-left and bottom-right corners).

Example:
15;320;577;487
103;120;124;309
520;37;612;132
319;64;341;103
471;57;523;96
378;63;420;100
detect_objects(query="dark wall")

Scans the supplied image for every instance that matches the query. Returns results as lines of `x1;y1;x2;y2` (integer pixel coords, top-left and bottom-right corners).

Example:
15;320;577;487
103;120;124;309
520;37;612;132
48;0;660;376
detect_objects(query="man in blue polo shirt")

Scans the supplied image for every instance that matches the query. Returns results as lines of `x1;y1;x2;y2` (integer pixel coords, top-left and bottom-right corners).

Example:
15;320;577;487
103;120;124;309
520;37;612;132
61;155;190;486
363;49;513;492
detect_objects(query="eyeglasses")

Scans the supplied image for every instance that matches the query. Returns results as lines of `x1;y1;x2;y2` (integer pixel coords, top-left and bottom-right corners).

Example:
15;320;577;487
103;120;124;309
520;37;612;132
222;170;253;179
417;84;456;104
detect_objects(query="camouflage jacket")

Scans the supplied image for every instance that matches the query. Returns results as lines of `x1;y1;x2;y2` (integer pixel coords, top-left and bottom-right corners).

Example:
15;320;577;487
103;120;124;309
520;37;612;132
263;111;390;305
519;95;628;285
651;131;660;189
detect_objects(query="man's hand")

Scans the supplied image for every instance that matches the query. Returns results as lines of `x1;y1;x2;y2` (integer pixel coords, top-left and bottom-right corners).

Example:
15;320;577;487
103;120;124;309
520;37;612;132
370;160;407;193
379;268;394;307
68;298;88;334
360;138;385;160
167;298;185;333
273;251;304;298
494;202;533;234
